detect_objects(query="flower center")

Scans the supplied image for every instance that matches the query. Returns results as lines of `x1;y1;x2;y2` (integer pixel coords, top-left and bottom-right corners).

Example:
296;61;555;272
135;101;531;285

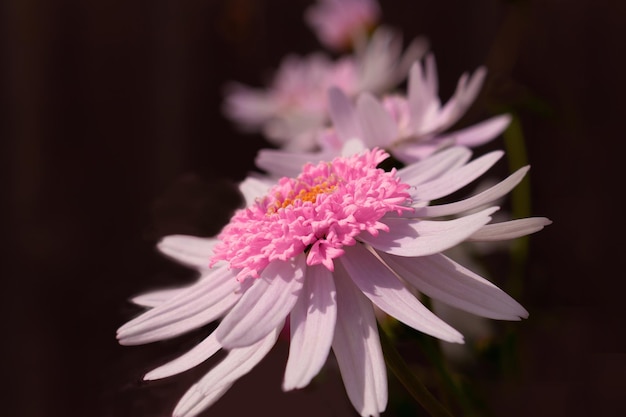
267;176;339;214
211;148;412;281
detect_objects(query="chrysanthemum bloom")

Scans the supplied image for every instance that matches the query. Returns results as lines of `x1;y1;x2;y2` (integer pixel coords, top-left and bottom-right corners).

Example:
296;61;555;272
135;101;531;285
117;147;550;417
223;28;428;151
305;0;381;51
256;54;511;176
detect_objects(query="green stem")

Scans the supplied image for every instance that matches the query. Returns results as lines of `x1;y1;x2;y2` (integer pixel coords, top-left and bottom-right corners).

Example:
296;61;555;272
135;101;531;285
378;324;455;417
502;113;531;298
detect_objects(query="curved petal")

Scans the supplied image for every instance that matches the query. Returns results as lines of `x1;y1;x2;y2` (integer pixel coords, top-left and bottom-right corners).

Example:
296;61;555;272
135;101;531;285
438;114;512;148
215;255;306;349
157;235;219;270
356;93;399;148
144;333;222;380
131;286;188;308
435;67;487;132
341;245;463;343
378;252;528;320
411;150;504;201
255;148;333;179
283;265;337;391
332;262;387;417
397;145;472;187
359;207;497;257
238;175;274;205
415;166;530;217
328;87;361;141
173;327;281;417
468;217;552;241
408;54;438;131
117;266;246;345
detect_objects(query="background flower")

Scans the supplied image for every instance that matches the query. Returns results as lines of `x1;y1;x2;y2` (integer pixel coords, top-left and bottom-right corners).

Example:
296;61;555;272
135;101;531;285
223;27;428;151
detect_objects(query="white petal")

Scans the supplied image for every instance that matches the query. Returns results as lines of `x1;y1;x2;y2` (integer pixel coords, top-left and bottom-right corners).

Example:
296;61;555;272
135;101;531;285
332;262;387;417
408;54;439;131
157;235;219;270
327;87;361;142
435;67;487;132
238;175;273;206
356;93;399;148
378;252;528;320
412;150;504;201
360;207;498;257
341;245;463;343
397;145;472;187
283;265;337;391
131;286;188;308
255;148;333;179
415;166;529;217
173;327;280;417
117;266;246;345
144;333;222;380
215;256;306;349
437;114;512;148
468;217;553;241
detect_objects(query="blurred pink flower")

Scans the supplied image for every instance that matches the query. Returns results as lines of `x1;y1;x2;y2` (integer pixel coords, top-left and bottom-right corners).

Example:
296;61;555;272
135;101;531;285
223;27;428;151
305;0;381;51
254;54;511;178
118;147;550;417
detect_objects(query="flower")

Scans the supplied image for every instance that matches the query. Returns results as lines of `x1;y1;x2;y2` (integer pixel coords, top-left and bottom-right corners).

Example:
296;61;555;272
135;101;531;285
223;27;428;151
117;147;551;417
305;0;381;51
255;53;511;176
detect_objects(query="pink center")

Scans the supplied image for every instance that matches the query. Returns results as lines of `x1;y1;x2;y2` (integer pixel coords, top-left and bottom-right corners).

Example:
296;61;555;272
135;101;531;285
211;148;413;281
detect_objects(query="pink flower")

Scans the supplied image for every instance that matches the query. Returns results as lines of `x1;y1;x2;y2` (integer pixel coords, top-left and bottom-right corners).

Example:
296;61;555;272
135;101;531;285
117;147;550;417
254;54;511;178
305;0;381;51
223;28;428;151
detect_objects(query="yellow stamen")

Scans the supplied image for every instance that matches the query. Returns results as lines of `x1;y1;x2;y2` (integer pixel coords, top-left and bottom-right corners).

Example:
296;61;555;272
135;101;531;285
267;179;338;214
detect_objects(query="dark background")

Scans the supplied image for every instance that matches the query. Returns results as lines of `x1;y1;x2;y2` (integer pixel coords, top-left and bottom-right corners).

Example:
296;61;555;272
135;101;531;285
3;0;625;416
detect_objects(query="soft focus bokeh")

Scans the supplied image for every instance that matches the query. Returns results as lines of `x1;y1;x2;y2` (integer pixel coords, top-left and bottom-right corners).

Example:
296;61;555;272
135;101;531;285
3;0;624;416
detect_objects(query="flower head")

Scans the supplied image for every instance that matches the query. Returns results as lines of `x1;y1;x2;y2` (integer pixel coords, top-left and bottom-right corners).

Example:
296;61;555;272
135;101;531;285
117;147;550;417
372;53;512;162
258;53;511;171
305;0;381;51
223;28;428;151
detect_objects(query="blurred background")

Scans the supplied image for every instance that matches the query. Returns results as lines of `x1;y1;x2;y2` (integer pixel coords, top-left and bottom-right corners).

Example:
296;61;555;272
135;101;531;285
3;0;625;416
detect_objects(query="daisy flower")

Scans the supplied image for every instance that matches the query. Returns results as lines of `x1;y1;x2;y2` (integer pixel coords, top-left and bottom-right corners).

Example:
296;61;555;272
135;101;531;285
305;0;381;51
117;146;550;417
223;27;428;151
256;53;511;176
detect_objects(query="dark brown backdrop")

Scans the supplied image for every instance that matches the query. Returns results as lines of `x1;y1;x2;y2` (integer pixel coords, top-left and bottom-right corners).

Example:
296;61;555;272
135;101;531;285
3;0;625;416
